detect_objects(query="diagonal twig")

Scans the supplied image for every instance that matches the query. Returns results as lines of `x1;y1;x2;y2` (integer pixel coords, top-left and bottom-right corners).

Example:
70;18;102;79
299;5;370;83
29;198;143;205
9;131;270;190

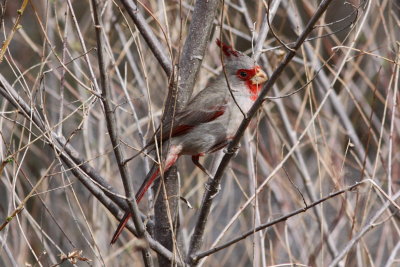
0;74;184;266
119;0;173;76
90;1;153;266
195;181;365;260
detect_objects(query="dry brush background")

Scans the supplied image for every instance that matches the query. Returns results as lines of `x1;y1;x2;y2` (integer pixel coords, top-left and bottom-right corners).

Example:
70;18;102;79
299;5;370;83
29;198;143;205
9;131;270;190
0;0;399;266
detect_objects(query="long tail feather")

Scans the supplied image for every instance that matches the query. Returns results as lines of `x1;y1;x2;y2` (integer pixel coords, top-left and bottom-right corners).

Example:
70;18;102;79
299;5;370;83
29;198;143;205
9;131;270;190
110;150;179;244
135;166;160;204
110;211;131;244
110;165;159;245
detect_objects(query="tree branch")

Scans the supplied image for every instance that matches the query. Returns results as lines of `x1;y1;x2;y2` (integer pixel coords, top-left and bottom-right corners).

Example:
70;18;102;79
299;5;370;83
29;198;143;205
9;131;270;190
119;0;173;76
177;0;220;105
153;0;220;265
0;74;185;266
91;1;153;266
193;181;364;261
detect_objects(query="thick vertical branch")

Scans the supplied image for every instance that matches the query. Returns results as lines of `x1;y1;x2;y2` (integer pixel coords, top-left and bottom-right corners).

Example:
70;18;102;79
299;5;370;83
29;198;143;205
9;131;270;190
187;0;336;264
153;0;220;265
153;166;180;266
176;0;221;105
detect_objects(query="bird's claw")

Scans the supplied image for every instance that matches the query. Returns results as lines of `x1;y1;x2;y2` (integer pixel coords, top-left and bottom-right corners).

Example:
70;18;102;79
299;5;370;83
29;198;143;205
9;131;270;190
223;143;240;157
205;170;214;179
204;182;221;199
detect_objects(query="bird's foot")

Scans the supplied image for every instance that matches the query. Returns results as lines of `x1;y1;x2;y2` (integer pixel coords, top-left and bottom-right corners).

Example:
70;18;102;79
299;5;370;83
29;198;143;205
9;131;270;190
192;155;213;178
204;182;221;199
223;143;241;157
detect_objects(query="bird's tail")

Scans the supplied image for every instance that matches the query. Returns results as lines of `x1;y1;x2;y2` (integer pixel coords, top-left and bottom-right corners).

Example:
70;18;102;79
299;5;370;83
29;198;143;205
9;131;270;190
110;165;159;245
110;150;179;244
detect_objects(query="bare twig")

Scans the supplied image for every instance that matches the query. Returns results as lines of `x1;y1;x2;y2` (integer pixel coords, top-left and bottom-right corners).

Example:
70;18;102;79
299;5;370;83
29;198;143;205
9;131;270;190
0;0;29;62
119;0;173;76
152;0;220;265
329;187;400;266
91;0;153;266
194;181;364;260
0;74;183;266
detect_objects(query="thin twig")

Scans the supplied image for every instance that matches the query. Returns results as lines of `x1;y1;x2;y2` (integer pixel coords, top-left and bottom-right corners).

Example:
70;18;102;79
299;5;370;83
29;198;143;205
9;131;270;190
90;1;153;266
0;73;183;266
119;0;173;76
329;187;400;266
194;181;364;260
0;0;29;62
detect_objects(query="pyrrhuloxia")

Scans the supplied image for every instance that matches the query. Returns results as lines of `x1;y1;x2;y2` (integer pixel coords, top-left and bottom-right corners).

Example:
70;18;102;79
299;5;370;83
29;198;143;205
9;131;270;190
110;39;267;244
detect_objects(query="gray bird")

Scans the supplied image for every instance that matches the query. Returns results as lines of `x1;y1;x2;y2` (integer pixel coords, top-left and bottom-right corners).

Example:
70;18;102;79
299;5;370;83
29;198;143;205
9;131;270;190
111;39;267;244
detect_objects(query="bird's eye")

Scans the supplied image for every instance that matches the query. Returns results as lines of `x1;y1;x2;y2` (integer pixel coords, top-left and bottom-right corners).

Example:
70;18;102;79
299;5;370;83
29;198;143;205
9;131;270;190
239;71;247;78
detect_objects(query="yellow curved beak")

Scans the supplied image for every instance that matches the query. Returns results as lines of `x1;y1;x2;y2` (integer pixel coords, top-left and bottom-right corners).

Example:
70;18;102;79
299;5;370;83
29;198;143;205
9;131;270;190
250;68;267;85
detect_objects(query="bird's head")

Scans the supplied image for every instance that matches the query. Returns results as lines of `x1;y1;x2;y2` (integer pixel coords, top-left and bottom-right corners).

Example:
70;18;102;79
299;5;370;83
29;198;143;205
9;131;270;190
216;39;267;101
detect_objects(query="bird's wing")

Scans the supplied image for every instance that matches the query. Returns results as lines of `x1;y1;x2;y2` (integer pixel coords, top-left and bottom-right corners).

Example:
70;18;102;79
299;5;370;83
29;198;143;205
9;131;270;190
147;89;228;147
147;102;227;147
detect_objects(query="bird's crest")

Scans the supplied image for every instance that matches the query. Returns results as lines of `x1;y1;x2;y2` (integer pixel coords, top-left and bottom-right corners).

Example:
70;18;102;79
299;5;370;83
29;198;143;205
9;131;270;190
216;39;240;58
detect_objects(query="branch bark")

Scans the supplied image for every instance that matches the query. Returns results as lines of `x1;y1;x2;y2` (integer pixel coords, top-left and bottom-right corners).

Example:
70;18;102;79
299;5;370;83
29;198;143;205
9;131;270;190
194;181;364;260
119;0;173;76
153;0;220;265
91;1;153;266
176;0;220;105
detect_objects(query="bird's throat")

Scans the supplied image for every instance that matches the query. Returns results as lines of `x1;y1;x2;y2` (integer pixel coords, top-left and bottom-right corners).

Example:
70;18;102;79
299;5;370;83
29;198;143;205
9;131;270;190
246;81;262;101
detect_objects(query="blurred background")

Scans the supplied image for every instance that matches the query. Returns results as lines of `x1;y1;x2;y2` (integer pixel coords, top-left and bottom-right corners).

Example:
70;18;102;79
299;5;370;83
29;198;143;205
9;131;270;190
0;0;399;266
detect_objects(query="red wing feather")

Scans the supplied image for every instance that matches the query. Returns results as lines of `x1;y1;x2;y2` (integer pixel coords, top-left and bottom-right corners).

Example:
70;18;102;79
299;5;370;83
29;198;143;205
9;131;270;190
147;105;226;148
165;106;226;139
170;125;195;137
208;109;225;121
